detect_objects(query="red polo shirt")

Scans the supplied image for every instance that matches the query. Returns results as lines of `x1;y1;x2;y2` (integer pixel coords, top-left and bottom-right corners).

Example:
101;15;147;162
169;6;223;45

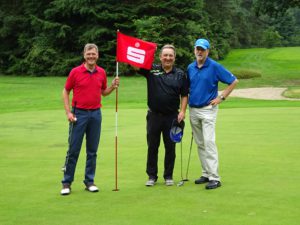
65;64;107;109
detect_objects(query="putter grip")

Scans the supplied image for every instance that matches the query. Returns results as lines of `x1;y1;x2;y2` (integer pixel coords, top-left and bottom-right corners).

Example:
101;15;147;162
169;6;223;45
73;101;77;122
73;101;77;114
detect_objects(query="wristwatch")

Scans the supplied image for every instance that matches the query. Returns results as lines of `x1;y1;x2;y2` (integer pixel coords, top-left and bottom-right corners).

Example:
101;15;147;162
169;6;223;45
219;95;226;101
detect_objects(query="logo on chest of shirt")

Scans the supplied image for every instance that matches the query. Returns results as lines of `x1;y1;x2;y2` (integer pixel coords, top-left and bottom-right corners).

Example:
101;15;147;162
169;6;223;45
151;70;163;76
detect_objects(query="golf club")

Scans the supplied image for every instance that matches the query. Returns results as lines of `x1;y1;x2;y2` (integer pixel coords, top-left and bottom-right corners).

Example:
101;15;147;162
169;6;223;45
61;102;77;172
177;133;193;187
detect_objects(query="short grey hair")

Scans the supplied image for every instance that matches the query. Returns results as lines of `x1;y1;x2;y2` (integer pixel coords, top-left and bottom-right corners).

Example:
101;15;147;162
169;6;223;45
160;44;176;56
84;43;98;53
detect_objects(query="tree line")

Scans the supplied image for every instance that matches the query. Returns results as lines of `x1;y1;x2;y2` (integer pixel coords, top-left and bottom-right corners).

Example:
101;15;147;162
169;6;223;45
0;0;299;76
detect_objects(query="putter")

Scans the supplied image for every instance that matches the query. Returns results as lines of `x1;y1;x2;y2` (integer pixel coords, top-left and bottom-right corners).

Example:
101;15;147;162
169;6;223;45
177;141;184;186
177;134;193;187
61;102;77;172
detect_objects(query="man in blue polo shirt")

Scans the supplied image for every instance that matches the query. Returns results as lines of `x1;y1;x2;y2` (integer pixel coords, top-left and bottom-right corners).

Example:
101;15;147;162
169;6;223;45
187;38;238;190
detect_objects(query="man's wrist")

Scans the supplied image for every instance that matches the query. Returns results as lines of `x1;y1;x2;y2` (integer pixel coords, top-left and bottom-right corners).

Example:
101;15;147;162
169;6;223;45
219;95;226;101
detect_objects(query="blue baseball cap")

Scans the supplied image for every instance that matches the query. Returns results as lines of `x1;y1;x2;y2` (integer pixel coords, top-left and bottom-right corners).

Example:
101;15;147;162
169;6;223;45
170;119;185;143
194;38;210;50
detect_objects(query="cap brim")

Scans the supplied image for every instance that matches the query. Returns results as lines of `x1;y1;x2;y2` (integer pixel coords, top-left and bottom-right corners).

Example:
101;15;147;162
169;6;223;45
195;45;208;50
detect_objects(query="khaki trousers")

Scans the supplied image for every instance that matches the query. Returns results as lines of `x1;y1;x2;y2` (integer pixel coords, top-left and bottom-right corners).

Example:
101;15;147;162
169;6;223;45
189;105;220;181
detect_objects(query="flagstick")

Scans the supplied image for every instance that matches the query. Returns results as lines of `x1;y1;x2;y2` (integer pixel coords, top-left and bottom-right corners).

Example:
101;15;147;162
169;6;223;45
113;61;119;191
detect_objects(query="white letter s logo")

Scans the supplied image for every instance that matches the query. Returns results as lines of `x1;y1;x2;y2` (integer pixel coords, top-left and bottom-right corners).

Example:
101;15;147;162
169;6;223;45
127;47;145;64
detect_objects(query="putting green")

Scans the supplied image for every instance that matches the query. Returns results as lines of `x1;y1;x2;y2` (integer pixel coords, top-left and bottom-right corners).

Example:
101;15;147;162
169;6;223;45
0;106;299;225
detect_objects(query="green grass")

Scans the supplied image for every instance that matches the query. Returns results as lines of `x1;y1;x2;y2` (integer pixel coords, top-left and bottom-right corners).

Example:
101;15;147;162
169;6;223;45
0;76;148;114
1;47;300;225
1;76;299;115
284;87;300;98
219;47;300;88
1;107;299;225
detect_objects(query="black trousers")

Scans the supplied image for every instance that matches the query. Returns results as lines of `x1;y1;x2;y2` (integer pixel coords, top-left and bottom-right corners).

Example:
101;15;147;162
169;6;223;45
146;110;177;180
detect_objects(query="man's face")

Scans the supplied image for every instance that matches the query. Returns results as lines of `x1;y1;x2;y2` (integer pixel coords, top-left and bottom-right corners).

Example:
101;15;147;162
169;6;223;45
159;48;175;68
84;48;99;67
194;46;209;62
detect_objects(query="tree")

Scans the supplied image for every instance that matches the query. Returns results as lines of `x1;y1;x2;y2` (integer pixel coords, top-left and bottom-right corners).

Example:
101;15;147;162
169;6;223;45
0;0;299;76
203;0;236;59
0;1;27;74
254;0;300;17
133;0;206;67
261;27;282;48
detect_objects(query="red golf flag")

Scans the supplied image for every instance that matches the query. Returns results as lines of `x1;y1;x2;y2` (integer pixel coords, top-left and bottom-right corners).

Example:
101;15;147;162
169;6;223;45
117;31;157;70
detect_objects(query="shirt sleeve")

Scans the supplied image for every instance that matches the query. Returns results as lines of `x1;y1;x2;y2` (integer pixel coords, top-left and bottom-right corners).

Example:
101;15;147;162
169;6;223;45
216;64;237;85
137;68;150;77
180;73;189;96
65;69;76;91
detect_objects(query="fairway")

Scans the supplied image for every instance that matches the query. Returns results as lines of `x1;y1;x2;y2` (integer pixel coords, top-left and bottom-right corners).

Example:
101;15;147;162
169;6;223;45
220;47;300;88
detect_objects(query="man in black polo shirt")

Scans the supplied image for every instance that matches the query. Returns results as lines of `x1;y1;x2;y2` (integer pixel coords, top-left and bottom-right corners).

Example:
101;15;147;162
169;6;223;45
136;44;188;186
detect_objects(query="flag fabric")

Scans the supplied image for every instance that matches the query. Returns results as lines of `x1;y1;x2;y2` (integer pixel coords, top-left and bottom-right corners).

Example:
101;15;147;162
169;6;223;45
117;31;157;70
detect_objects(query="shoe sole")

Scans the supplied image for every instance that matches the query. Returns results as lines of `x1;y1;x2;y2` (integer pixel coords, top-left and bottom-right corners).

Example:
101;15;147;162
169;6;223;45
85;188;99;192
61;192;70;195
205;183;221;190
60;189;71;195
195;180;209;184
195;177;209;184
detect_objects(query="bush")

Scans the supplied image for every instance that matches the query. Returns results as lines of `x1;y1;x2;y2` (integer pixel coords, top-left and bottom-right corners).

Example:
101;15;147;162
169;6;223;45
283;88;300;99
231;69;262;79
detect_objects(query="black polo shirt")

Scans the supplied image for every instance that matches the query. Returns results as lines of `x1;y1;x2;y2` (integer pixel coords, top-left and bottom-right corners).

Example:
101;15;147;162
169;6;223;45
139;64;189;115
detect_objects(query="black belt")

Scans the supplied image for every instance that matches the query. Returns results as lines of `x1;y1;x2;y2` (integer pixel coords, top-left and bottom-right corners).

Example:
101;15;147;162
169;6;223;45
190;104;213;109
76;108;99;111
148;109;177;116
190;104;209;108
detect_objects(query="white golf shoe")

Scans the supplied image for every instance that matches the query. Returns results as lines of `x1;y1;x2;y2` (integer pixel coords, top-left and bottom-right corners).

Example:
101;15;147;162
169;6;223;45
85;184;99;192
165;179;174;186
145;179;156;186
60;184;71;195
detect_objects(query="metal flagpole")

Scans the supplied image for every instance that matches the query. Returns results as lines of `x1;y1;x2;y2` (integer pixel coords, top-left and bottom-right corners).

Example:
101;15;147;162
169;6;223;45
113;33;120;191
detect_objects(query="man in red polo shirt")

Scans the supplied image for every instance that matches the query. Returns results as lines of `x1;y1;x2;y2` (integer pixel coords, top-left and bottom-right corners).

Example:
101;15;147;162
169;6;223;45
60;43;119;195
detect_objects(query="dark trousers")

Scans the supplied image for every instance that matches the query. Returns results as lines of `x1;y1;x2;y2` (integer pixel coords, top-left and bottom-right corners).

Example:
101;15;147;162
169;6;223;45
62;109;101;186
146;110;177;180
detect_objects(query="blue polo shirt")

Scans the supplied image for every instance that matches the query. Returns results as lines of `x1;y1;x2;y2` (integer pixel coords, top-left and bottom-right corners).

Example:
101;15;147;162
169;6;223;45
187;57;236;107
